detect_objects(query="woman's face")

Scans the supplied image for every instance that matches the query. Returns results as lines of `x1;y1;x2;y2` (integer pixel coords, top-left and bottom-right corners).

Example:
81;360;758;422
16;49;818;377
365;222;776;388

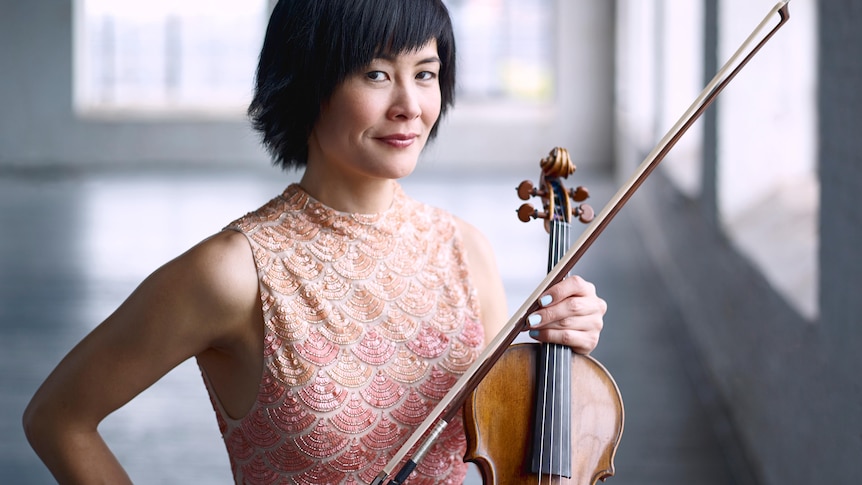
307;40;442;183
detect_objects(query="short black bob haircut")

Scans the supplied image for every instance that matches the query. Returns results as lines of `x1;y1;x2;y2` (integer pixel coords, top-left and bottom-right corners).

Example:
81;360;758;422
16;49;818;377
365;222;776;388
249;0;457;171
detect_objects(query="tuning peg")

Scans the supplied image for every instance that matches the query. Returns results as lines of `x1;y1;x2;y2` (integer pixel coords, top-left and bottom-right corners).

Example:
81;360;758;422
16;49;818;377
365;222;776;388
575;203;595;223
569;186;590;202
517;203;547;222
516;180;539;201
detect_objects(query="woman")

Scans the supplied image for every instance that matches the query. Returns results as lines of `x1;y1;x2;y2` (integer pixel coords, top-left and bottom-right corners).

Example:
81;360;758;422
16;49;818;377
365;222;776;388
23;0;607;483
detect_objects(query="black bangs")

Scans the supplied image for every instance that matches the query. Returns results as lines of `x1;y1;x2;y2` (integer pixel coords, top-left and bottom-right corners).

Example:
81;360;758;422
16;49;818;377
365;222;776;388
352;0;448;61
249;0;456;171
324;0;456;97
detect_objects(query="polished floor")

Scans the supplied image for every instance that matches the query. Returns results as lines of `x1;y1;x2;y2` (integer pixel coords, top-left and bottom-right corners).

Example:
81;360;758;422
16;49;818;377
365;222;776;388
1;166;739;484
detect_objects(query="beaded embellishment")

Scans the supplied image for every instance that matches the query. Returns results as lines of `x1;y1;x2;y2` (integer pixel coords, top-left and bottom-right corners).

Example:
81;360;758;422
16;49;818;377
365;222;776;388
206;184;483;484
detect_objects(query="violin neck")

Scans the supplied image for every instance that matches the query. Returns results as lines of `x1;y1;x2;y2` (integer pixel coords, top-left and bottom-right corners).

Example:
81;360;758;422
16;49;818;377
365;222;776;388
546;219;571;274
531;219;574;478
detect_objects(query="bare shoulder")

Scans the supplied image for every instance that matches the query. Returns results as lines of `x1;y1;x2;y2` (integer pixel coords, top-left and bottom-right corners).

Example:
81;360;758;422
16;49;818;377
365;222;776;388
176;230;258;303
161;230;259;341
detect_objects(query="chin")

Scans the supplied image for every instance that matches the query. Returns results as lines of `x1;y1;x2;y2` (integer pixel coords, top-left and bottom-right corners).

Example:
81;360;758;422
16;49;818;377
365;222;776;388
374;153;421;180
377;165;417;181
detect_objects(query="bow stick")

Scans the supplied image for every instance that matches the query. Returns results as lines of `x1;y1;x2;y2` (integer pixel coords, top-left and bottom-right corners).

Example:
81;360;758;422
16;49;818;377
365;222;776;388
372;2;791;483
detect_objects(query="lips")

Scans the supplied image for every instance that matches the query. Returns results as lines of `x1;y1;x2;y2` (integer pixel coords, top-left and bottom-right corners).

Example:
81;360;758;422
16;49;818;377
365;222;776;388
377;133;419;148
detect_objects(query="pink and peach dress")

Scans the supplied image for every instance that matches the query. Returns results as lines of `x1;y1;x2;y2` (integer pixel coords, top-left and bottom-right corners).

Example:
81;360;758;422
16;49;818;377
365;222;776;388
202;183;484;484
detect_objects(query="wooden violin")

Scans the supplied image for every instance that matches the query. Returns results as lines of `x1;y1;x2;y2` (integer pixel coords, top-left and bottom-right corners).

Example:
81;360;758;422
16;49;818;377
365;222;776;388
371;3;790;484
463;147;624;484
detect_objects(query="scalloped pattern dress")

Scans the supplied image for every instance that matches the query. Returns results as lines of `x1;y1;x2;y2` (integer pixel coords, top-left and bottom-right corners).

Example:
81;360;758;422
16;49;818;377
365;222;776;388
203;184;484;484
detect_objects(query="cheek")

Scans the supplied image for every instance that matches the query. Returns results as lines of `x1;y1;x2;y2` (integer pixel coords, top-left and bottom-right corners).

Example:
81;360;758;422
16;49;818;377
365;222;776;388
341;98;383;137
423;94;443;126
319;88;378;138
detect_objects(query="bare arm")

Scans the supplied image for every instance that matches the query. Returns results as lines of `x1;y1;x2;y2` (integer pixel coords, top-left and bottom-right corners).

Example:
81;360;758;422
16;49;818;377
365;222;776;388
22;230;260;484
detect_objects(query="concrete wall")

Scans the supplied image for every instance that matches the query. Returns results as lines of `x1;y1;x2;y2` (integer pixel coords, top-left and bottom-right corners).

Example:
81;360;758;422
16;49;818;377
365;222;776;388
0;0;615;171
817;0;862;475
618;1;862;482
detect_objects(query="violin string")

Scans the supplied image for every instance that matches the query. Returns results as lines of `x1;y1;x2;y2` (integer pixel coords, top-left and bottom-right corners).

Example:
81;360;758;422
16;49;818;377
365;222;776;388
554;218;565;483
539;342;549;485
562;220;571;479
544;217;567;483
547;217;573;482
539;219;558;484
552;219;564;480
555;219;568;480
538;306;551;485
538;211;575;483
538;218;559;485
551;345;559;481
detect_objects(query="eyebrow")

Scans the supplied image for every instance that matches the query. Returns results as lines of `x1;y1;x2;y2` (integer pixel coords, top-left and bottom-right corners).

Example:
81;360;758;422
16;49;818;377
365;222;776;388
374;54;441;66
417;57;442;66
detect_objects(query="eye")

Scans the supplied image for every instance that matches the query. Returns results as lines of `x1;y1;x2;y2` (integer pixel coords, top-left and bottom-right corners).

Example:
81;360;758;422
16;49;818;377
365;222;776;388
365;70;388;82
416;71;438;82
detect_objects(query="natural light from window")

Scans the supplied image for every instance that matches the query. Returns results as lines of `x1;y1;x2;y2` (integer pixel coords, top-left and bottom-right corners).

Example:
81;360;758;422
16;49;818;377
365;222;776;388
445;0;555;102
73;0;268;117
74;0;555;118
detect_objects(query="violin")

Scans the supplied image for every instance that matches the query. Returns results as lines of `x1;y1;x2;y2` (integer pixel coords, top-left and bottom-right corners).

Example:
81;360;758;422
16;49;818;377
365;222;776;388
463;147;624;484
371;3;789;484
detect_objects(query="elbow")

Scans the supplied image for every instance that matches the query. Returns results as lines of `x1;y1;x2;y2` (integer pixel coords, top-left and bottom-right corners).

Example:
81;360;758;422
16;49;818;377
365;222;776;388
23;397;46;450
22;393;60;456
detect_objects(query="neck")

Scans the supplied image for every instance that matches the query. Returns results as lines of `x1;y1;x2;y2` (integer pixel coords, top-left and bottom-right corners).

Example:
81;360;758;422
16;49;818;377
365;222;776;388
298;166;397;214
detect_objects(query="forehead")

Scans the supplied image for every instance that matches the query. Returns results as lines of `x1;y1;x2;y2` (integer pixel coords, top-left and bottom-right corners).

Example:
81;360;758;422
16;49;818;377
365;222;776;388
374;39;439;63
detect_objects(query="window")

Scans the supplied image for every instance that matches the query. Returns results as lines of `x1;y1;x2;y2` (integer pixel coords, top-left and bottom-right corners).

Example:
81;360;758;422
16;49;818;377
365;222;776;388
716;0;818;320
74;0;555;117
444;0;555;102
615;0;819;320
73;0;268;117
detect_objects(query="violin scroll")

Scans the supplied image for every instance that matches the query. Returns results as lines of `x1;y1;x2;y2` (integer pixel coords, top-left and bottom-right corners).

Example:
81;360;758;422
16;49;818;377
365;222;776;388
516;147;595;227
540;147;575;178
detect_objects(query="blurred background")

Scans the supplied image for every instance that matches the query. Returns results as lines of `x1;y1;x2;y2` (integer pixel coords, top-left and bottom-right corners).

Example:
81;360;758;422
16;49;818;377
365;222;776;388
1;0;859;483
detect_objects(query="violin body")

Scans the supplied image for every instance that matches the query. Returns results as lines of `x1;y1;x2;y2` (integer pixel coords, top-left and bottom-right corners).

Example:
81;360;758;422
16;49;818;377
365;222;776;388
464;343;623;484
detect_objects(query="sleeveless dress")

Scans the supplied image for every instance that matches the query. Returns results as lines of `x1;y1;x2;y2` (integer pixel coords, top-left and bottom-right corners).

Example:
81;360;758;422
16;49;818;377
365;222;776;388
202;183;484;484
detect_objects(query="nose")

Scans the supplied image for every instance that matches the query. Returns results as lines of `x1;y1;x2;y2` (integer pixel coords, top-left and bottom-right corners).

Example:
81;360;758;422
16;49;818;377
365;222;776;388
388;83;422;121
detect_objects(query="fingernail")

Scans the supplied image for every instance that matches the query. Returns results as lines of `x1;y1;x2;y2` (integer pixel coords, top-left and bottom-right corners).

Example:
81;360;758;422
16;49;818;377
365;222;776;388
528;314;542;327
539;295;553;307
529;330;539;338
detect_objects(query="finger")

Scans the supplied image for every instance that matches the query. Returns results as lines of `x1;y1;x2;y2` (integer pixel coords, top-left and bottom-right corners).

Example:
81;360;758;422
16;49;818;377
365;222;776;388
528;327;600;355
538;275;596;308
528;296;607;330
